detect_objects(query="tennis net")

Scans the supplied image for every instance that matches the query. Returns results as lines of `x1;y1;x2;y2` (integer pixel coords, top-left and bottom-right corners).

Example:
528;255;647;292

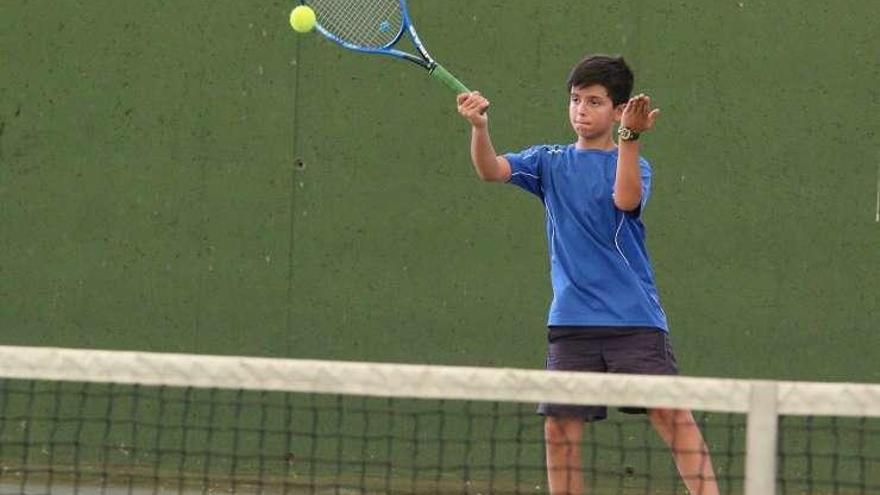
0;345;877;494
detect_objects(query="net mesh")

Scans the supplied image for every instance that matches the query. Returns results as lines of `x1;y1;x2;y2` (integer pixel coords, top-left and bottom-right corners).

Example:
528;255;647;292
0;346;878;495
306;0;404;48
0;381;744;494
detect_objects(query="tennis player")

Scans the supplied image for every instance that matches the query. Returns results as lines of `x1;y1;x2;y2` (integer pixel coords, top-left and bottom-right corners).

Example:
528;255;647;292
456;54;720;495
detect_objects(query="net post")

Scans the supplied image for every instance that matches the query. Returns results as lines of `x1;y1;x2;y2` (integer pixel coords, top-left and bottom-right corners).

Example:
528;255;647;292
745;381;778;495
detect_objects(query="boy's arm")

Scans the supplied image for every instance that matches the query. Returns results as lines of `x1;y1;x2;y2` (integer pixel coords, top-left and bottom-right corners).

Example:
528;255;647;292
614;140;643;211
457;92;511;183
614;94;660;211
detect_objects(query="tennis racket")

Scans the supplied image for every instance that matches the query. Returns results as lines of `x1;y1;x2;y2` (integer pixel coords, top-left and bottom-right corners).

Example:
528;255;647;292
302;0;471;94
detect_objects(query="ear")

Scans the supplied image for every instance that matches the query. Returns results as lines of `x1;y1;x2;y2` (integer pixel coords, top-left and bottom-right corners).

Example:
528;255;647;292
613;103;625;122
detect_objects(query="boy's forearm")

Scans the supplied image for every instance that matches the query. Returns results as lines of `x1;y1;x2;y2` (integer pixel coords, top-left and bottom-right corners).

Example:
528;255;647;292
614;140;642;211
470;125;504;181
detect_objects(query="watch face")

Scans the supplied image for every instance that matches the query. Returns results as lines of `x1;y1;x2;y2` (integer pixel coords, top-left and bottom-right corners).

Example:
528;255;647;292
619;127;638;141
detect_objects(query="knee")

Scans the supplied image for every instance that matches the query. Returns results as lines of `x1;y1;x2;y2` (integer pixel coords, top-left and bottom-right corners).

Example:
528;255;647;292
544;417;579;452
650;408;696;433
649;408;675;424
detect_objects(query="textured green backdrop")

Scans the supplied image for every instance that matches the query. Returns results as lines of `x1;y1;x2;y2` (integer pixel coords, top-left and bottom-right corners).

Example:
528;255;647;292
1;1;878;382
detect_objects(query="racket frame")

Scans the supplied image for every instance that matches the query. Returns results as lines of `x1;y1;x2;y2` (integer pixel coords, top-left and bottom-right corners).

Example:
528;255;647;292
304;0;469;92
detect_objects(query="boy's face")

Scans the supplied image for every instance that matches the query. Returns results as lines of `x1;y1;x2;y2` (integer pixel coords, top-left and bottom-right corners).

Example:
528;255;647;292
569;84;623;142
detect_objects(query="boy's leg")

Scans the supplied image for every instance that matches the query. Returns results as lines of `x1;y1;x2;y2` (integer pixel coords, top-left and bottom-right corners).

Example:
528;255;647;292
648;408;720;495
544;416;584;495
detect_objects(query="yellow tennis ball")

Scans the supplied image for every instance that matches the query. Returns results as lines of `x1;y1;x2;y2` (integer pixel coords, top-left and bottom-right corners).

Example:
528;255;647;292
289;5;316;33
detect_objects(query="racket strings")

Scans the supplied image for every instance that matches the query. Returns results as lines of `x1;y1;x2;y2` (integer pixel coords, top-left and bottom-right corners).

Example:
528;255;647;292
308;0;404;48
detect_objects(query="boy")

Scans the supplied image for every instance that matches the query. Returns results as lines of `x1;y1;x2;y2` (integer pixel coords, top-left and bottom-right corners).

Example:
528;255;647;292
456;55;719;495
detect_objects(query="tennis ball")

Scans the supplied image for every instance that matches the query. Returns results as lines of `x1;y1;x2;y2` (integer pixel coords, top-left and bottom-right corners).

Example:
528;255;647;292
289;5;316;34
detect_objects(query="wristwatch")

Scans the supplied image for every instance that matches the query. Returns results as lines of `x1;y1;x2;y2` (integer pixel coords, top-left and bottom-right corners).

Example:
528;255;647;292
618;126;640;141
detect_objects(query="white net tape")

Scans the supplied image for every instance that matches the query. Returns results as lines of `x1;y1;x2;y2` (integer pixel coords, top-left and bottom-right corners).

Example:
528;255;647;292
0;345;878;417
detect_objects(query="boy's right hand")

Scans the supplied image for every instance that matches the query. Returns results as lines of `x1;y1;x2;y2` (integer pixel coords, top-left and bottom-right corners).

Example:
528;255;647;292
457;91;489;129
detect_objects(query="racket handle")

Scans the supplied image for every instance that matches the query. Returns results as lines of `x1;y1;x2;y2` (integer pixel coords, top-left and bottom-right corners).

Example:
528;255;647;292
430;63;470;93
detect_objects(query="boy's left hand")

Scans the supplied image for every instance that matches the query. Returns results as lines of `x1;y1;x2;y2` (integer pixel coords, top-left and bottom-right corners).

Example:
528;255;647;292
621;94;660;133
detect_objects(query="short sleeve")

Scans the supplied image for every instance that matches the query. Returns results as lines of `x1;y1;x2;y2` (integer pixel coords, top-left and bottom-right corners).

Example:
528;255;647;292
504;146;545;198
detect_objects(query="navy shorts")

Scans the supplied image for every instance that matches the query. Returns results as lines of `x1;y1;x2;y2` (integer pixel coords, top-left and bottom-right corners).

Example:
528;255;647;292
538;326;679;422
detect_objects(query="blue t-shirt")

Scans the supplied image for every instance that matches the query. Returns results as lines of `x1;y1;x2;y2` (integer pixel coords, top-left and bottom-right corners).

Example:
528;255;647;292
504;144;668;331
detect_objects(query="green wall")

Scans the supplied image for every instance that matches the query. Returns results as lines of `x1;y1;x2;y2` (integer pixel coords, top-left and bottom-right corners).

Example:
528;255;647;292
2;1;878;381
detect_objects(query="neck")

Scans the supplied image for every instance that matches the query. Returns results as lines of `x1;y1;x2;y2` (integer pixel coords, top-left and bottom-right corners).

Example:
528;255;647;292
575;133;616;151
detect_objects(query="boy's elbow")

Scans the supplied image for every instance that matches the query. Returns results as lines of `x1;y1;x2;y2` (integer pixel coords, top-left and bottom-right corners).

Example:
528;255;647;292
613;193;641;212
479;171;505;182
474;169;493;182
474;161;508;182
482;171;509;183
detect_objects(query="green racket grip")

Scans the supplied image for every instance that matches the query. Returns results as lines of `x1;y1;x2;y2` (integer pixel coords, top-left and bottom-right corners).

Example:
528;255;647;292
430;63;470;93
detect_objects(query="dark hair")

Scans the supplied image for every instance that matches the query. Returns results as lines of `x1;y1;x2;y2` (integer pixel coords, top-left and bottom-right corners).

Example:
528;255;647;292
566;55;633;107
